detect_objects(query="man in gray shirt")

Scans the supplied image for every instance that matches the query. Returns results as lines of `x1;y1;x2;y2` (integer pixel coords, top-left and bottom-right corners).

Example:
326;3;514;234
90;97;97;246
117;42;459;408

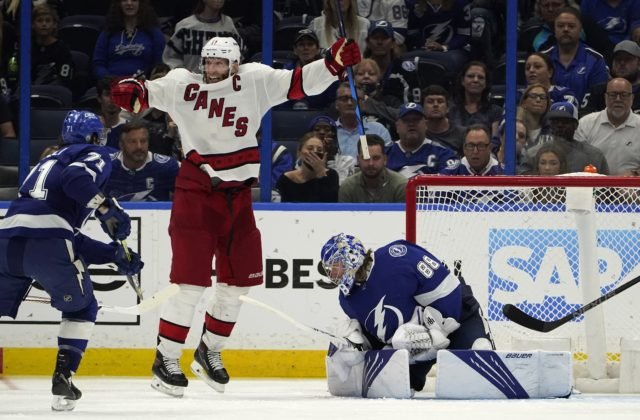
339;134;406;203
546;101;609;174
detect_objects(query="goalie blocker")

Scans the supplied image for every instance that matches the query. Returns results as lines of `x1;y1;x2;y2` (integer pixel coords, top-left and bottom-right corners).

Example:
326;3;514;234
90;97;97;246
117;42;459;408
326;348;572;399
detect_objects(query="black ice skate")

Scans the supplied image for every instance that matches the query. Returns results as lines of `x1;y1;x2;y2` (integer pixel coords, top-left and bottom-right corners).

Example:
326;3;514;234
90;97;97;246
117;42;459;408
190;340;229;393
151;350;188;397
51;352;82;411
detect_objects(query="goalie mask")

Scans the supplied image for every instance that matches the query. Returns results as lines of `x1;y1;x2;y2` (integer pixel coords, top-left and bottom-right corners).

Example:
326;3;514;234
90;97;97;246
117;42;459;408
321;233;367;296
61;110;108;145
201;37;241;79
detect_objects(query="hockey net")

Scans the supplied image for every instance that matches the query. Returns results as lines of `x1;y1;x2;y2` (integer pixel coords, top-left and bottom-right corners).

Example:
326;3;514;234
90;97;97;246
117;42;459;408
406;175;640;382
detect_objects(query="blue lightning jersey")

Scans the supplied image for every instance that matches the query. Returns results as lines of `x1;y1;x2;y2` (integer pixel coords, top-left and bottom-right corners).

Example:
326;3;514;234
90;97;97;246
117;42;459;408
0;144;116;264
338;240;463;346
104;152;179;201
386;139;460;178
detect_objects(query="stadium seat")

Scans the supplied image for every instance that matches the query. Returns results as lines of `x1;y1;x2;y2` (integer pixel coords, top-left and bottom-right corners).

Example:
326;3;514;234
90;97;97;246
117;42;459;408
271;109;325;143
75;86;99;112
249;51;297;69
492;53;527;86
415;58;453;91
0;186;18;201
30;138;60;165
58;15;105;58
0;165;18;187
31;85;73;108
61;0;109;15
0;140;19;166
274;15;314;51
30;108;71;139
70;50;93;98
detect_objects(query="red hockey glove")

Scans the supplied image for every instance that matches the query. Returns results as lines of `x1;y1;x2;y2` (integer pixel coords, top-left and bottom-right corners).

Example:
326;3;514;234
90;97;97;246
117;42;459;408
111;78;149;113
324;37;362;77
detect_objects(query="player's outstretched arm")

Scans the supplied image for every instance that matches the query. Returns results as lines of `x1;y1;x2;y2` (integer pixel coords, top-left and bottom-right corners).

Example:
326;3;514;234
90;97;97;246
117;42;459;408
111;78;149;113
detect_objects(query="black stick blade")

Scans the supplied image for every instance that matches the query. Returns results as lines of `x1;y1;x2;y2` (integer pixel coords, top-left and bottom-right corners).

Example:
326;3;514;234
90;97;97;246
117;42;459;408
502;304;565;333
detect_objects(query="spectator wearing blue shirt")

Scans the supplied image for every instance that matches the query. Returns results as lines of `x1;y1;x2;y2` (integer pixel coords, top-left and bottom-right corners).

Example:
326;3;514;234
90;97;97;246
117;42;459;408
105;121;179;201
386;102;460;178
405;0;471;76
542;7;610;106
441;124;503;176
580;0;640;45
335;82;392;158
93;0;166;79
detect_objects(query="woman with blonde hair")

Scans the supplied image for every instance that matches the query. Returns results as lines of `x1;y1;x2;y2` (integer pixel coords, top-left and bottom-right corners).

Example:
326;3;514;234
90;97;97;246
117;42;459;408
309;0;369;52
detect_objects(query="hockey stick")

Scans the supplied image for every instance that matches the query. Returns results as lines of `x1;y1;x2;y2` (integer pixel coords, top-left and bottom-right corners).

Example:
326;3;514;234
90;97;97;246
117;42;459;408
24;283;179;316
239;295;350;346
334;0;370;160
502;274;640;332
119;239;144;300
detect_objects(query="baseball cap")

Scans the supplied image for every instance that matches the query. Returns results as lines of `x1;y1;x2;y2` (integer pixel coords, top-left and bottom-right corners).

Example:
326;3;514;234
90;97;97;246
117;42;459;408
368;20;394;38
546;101;578;121
613;40;640;58
308;115;336;131
294;28;319;45
397;102;425;119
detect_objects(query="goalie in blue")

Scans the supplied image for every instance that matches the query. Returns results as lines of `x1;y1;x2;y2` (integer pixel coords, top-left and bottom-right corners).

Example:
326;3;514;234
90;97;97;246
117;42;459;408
0;110;144;411
321;233;494;393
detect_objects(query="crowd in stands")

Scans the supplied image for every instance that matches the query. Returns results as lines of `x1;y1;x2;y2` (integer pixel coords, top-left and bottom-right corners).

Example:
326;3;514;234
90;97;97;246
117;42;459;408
1;0;640;203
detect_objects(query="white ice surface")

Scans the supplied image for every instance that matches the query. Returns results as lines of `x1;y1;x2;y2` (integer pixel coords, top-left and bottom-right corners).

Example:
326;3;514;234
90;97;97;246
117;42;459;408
2;377;640;420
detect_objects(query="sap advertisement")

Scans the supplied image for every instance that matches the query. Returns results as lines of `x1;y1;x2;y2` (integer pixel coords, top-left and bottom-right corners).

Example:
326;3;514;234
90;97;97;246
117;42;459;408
2;206;639;350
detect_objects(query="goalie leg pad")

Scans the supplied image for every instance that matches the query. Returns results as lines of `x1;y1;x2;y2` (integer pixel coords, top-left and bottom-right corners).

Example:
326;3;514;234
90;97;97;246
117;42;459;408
435;350;573;399
326;349;412;399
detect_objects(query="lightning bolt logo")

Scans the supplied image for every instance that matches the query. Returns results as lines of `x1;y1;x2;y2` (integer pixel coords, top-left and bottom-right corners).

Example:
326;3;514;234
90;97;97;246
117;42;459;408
373;297;387;339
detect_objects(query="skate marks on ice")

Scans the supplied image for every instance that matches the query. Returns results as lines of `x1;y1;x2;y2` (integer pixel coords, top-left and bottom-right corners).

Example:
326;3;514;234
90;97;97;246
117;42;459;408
1;377;640;420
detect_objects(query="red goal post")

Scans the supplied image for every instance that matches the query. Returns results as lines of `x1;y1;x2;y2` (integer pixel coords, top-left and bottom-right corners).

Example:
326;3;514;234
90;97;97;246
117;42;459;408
405;175;640;384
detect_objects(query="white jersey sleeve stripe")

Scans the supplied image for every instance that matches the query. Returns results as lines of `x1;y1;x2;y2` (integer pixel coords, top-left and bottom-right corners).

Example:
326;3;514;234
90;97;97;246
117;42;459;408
0;213;74;233
414;273;461;307
69;162;97;182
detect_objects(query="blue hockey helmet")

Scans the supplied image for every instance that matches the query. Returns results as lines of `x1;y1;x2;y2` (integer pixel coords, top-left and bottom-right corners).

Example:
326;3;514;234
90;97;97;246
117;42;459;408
61;110;107;145
320;233;367;296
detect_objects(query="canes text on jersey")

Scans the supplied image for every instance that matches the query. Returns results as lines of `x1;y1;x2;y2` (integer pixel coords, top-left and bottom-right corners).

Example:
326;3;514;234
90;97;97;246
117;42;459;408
183;77;248;136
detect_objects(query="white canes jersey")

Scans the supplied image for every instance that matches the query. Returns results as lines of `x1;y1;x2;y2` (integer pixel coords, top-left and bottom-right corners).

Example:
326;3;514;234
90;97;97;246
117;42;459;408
145;60;338;182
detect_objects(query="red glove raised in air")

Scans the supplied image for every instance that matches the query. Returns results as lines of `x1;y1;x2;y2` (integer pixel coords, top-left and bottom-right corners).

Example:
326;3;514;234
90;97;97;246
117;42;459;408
324;37;362;77
111;78;149;113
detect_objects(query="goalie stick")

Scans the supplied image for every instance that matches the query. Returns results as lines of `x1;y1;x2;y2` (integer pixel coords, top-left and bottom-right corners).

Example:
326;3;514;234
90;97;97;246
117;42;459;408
239;295;350;346
503;274;640;332
25;283;180;316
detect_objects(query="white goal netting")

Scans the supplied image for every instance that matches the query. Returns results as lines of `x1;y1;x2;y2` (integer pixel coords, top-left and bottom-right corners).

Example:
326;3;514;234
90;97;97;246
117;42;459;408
406;175;640;377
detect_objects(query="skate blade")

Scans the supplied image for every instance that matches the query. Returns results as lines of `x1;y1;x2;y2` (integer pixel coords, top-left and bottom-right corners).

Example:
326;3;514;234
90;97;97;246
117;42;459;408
150;376;185;398
51;395;77;411
190;361;225;393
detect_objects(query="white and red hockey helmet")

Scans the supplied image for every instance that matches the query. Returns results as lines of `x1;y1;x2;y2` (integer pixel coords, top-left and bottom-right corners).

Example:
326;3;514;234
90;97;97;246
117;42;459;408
201;37;241;65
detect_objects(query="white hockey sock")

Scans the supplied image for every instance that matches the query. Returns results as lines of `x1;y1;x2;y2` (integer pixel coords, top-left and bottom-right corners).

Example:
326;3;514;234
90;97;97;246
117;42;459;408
202;284;250;351
157;284;205;359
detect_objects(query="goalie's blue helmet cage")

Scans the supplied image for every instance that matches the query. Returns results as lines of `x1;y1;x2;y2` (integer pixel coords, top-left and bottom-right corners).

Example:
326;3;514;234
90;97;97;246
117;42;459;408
61;110;105;145
320;233;367;296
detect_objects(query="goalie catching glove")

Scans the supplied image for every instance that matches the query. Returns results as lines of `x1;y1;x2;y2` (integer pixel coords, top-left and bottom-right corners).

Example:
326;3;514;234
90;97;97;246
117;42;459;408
111;78;149;113
324;37;362;78
391;306;460;363
332;318;369;351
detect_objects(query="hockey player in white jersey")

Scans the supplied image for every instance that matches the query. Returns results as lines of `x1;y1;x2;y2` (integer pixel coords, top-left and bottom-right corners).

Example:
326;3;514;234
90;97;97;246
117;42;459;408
111;36;361;396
